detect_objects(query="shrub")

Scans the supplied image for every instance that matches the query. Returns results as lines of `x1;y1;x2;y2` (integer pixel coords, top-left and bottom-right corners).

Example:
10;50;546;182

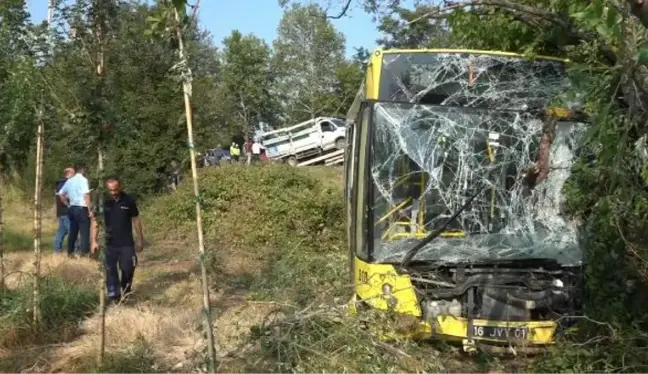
147;164;347;303
0;275;98;347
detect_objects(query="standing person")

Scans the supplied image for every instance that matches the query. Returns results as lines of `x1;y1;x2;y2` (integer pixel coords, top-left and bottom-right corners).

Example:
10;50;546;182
53;167;75;254
91;177;144;304
251;140;263;163
229;142;241;162
244;137;253;165
57;163;92;257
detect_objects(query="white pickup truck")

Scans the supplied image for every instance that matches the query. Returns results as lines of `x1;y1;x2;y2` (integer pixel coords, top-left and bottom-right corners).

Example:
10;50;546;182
260;117;347;166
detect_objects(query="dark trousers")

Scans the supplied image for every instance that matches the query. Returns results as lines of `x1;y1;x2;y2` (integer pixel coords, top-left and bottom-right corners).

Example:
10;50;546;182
105;245;137;300
68;206;90;255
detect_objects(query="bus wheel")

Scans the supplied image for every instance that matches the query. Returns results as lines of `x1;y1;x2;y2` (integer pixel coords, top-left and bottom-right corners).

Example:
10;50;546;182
335;138;346;149
287;156;298;167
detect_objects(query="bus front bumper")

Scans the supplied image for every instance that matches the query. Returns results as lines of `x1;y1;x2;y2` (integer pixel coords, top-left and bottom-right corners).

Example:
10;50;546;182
348;295;557;352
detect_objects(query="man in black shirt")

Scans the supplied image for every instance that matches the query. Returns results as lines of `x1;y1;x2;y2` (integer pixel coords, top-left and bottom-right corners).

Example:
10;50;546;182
91;177;144;303
54;168;75;253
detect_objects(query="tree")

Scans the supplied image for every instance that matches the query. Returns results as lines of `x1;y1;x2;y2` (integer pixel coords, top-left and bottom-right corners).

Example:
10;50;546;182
28;1;223;197
325;60;364;117
221;30;277;133
149;1;218;371
376;4;452;48
0;0;40;173
273;4;346;123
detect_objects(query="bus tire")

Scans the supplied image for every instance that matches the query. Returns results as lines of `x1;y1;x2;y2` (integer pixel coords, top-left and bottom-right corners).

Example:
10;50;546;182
335;137;346;149
287;156;298;167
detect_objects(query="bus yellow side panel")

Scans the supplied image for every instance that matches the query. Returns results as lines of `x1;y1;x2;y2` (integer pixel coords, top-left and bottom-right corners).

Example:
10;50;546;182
365;51;383;100
354;257;422;317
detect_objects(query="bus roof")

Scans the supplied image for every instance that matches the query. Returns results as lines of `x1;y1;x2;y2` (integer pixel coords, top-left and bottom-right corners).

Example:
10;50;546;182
373;48;569;63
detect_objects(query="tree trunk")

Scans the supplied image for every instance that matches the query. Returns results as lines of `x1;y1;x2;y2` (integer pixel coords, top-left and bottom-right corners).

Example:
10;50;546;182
0;169;4;290
535;115;557;184
32;115;44;325
96;148;106;366
95;0;107;361
173;5;217;373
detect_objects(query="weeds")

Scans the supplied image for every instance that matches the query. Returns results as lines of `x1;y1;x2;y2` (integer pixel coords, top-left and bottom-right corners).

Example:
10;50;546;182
149;165;346;303
91;334;161;373
0;275;97;348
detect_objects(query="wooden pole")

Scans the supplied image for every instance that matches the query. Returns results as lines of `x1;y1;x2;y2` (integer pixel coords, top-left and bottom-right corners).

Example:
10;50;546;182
173;4;217;372
94;0;107;365
31;0;55;327
32;108;44;325
0;167;4;290
97;148;106;366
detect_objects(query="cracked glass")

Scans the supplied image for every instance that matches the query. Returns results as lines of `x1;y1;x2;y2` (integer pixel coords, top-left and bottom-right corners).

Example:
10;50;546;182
370;52;585;266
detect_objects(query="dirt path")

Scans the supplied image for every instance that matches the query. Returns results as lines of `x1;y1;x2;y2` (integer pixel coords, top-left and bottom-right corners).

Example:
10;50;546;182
2;236;278;373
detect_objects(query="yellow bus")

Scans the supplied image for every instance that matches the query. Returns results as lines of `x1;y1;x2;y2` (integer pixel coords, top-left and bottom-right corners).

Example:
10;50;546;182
344;48;586;353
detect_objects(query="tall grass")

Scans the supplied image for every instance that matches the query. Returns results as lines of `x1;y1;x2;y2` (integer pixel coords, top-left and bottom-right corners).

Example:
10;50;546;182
148;164;347;303
0;276;98;348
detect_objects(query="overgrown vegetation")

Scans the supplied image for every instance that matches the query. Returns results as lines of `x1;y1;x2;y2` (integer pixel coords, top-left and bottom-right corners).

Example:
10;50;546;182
0;276;97;349
91;335;160;374
149;165;347;303
0;0;364;198
6;0;648;372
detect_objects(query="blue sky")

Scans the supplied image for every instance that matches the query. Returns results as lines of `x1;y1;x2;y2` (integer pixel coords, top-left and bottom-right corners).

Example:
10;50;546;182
26;0;382;57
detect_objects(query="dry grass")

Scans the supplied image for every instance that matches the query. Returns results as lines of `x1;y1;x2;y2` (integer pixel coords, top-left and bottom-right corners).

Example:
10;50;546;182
3;252;100;290
48;304;203;372
214;300;280;354
2;182;58;240
0;167;351;372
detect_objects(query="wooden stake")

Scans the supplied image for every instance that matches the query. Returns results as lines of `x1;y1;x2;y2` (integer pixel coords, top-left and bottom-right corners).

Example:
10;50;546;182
94;0;107;363
173;4;217;372
96;148;106;366
32;111;44;325
0;167;4;290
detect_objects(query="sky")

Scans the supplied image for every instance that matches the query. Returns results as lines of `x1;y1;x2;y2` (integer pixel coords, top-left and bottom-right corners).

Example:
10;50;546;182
25;0;381;57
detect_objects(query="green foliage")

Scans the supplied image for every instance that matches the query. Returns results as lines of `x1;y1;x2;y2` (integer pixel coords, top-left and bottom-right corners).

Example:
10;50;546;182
2;2;228;197
0;0;42;172
376;5;452;49
91;335;161;373
272;4;350;122
221;30;279;132
250;311;447;373
2;227;52;253
0;276;98;347
148;165;346;303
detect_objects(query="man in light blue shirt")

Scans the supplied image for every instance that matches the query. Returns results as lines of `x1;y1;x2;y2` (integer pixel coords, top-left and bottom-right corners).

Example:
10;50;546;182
57;163;93;256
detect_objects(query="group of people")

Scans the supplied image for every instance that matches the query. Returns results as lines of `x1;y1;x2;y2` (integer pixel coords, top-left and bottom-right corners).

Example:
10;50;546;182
54;164;144;305
229;139;265;164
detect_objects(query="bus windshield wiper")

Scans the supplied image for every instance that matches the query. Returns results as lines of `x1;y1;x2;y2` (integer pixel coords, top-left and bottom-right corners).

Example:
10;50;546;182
401;183;488;266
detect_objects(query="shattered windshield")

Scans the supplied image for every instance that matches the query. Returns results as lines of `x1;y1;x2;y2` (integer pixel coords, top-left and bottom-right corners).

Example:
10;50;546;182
379;52;569;109
370;103;585;266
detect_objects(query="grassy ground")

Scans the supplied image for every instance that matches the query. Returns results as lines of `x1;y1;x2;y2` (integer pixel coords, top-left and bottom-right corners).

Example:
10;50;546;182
0;165;589;373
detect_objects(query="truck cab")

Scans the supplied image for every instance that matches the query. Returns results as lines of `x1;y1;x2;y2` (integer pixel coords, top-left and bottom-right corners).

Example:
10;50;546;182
319;118;347;151
260;117;347;166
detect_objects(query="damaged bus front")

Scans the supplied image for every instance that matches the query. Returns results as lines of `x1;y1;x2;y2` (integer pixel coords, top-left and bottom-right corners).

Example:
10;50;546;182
345;49;586;352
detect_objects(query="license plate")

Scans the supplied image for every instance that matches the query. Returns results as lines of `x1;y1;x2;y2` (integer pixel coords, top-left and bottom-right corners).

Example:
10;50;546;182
471;325;529;341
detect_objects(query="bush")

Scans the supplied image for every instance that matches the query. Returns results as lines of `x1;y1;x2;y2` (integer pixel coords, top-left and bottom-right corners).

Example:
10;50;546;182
0;275;98;347
147;164;347;303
